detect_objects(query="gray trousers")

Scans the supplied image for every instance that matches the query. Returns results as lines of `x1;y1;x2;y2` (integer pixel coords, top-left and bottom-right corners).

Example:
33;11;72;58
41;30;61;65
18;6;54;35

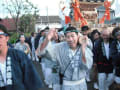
98;73;114;90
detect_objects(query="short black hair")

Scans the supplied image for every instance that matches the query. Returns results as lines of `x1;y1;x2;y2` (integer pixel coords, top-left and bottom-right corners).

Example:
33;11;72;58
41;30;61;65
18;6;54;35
91;29;100;36
0;24;10;36
44;26;49;30
31;32;35;36
58;27;64;32
81;25;89;32
112;27;120;38
65;26;78;35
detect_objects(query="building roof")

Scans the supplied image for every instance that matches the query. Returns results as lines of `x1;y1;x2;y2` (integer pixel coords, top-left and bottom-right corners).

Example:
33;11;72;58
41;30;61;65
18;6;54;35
36;16;61;24
0;18;16;31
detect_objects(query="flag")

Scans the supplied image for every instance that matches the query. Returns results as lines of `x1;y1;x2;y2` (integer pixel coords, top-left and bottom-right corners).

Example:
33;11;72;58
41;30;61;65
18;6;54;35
59;0;71;26
65;16;71;24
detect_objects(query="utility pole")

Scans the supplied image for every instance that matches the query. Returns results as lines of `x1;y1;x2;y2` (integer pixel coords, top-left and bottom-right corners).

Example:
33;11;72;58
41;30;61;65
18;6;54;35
46;6;49;27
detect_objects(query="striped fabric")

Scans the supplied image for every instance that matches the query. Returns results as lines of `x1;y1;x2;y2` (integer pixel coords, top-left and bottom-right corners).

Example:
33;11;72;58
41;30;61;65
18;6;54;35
39;41;93;81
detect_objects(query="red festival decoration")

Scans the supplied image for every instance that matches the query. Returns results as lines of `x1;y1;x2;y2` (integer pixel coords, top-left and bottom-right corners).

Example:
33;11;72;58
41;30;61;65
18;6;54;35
61;6;71;24
72;0;88;27
99;0;111;24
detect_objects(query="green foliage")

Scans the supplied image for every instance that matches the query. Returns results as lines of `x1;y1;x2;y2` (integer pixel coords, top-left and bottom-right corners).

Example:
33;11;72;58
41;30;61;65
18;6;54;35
2;0;39;32
8;32;31;44
8;33;19;44
19;14;38;32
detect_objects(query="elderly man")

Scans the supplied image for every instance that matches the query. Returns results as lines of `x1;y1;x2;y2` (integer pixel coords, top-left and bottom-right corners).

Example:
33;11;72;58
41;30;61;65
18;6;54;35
0;24;43;90
37;26;93;90
94;28;114;90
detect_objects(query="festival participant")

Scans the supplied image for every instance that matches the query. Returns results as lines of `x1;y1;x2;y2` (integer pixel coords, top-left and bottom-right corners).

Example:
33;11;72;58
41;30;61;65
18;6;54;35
0;24;43;90
37;26;93;90
94;28;114;90
111;27;120;89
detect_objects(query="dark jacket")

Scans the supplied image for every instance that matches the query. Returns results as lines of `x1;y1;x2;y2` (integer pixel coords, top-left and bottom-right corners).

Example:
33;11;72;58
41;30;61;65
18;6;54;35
4;48;43;90
93;39;113;73
111;40;120;76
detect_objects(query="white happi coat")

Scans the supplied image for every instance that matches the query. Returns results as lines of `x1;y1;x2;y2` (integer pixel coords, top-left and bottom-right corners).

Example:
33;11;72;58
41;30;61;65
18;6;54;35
39;41;93;90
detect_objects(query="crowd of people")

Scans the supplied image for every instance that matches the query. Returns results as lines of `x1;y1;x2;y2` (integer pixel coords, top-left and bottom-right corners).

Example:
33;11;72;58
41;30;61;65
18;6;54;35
1;23;120;90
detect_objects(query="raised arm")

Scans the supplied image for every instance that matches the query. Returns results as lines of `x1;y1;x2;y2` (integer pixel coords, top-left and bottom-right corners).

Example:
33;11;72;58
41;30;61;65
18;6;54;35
40;29;56;51
36;29;58;60
79;36;93;69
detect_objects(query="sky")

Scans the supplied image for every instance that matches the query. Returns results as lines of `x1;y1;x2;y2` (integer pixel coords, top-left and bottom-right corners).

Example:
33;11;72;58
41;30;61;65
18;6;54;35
29;0;120;17
29;0;60;16
0;0;120;18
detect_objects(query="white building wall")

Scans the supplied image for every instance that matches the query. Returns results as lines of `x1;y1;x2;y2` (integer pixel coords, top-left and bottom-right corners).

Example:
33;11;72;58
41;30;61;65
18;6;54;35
35;23;62;32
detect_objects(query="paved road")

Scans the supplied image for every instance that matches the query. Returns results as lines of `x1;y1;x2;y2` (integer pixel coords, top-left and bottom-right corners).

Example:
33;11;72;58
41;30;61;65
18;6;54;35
33;61;116;90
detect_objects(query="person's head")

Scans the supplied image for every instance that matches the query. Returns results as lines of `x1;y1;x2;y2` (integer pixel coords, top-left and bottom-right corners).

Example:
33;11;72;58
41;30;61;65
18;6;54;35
44;26;49;30
37;28;41;33
64;26;79;50
101;27;110;42
40;27;49;37
20;35;25;43
31;32;36;37
81;25;90;36
91;29;100;41
0;24;10;51
112;27;120;41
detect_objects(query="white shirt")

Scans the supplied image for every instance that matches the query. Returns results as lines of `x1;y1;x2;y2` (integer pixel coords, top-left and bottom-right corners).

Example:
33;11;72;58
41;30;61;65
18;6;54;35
69;48;78;59
0;61;6;86
104;43;109;59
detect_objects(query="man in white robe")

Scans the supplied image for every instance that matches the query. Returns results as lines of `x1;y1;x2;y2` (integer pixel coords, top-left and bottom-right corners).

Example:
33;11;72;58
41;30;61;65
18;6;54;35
37;26;93;90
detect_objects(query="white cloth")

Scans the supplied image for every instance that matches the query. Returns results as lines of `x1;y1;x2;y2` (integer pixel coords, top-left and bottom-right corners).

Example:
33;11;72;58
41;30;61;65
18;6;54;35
98;73;114;90
111;0;120;17
44;68;52;85
15;42;28;52
39;41;93;90
62;80;87;90
0;61;6;86
31;37;39;61
115;76;120;84
63;78;85;86
53;84;61;90
104;43;109;59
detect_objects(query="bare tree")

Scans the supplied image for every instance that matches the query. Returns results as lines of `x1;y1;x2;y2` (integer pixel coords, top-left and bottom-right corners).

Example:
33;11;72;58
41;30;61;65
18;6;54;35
2;0;39;32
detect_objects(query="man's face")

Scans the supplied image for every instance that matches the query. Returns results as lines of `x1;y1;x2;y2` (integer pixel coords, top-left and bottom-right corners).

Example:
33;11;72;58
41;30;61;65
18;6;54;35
101;30;110;42
65;32;78;49
20;36;25;43
0;30;9;50
94;33;100;40
34;33;36;37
